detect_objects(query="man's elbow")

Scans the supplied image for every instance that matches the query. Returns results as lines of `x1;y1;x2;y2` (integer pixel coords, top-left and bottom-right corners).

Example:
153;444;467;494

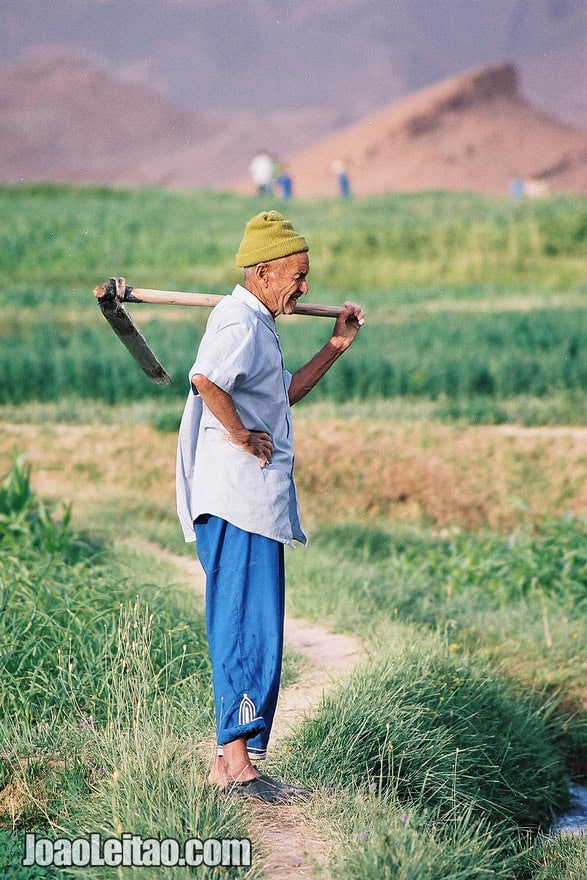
192;374;226;406
192;373;209;395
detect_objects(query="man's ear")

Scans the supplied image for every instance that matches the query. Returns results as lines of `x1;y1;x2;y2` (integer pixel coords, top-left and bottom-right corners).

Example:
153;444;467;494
256;262;270;285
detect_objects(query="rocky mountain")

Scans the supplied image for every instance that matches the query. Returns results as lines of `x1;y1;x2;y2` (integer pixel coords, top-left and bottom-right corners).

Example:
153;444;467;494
0;56;341;186
1;1;585;190
275;63;587;196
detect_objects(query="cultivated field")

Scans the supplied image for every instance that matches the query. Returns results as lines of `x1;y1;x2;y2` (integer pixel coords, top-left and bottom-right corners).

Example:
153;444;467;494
0;185;586;878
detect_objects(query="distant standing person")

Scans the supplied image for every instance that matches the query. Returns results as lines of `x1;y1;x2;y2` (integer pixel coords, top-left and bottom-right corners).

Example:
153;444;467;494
276;163;293;201
331;159;351;198
176;211;365;803
249;151;274;195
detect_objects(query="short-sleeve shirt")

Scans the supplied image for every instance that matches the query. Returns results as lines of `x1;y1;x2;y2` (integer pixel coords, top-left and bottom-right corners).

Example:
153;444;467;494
176;285;307;547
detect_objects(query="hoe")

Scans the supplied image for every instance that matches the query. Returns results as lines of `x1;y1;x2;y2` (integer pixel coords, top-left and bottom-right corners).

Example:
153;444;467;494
94;276;344;385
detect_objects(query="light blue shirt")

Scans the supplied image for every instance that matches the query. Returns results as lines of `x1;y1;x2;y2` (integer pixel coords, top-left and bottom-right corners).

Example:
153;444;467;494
176;285;307;547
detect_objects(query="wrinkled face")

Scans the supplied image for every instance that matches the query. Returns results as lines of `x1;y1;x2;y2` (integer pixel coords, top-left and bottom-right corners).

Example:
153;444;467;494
262;253;310;316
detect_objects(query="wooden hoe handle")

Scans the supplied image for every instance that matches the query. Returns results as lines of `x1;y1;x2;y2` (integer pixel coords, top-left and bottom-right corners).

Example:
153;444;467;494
93;278;344;318
93;277;346;386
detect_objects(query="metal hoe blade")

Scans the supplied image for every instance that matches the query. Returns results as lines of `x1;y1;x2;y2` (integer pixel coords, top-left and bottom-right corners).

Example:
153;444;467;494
94;277;172;385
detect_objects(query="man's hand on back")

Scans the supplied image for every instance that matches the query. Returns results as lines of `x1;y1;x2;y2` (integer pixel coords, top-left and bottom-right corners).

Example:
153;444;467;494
227;428;273;468
194;374;273;467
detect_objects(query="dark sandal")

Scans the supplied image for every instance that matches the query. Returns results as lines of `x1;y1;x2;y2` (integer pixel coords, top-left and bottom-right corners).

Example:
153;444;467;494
226;773;311;804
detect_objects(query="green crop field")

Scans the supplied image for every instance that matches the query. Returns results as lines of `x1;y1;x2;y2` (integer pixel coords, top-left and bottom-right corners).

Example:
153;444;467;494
1;183;586;423
1;184;586;878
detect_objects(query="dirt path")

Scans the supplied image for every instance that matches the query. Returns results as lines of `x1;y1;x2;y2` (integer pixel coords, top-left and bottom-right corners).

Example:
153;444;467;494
250;616;362;879
492;425;587;440
137;542;364;879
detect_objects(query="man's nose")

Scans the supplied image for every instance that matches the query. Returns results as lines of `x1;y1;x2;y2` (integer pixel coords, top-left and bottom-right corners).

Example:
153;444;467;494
298;280;308;295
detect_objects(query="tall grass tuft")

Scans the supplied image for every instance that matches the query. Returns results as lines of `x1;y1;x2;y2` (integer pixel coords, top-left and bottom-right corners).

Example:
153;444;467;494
278;631;568;828
0;453;87;561
0;457;257;877
0;456;211;726
286;518;587;783
47;602;256;879
330;803;529;880
0;603;256;879
529;833;587;879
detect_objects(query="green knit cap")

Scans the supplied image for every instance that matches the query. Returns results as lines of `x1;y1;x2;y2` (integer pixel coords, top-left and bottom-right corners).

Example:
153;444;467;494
235;210;309;268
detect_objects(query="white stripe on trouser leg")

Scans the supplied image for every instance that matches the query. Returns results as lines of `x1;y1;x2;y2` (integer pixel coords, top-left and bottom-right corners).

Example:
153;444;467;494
239;693;257;726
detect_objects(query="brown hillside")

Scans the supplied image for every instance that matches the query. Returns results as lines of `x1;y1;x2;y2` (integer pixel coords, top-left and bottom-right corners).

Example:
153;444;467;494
271;63;587;196
0;56;340;187
2;1;585;131
2;57;585;194
0;56;231;187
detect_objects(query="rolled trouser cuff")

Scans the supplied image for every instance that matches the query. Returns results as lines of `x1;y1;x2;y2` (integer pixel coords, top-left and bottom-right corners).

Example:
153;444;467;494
217;743;268;760
217;717;267;747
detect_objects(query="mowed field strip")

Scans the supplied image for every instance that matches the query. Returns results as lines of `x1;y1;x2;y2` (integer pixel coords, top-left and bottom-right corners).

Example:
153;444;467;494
2;417;585;537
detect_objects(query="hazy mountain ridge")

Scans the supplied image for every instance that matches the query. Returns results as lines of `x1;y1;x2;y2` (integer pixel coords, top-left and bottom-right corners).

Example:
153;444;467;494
277;63;587;196
1;56;586;194
2;0;585;127
0;55;343;186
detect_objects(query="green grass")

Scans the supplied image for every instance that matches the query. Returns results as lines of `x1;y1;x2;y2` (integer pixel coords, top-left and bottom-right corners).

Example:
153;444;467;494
270;624;586;878
0;458;211;727
530;835;587;880
286;518;587;766
1;456;586;878
327;804;529;880
277;517;587;877
278;630;568;827
319;796;587;880
287;518;587;633
2;182;587;876
1;184;586;424
1;391;586;431
1;185;585;292
1;308;585;418
0;457;260;878
0;830;59;878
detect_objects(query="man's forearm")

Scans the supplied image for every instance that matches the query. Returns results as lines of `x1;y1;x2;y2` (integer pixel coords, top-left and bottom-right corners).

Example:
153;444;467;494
192;374;247;439
192;374;274;465
289;301;364;404
288;340;346;405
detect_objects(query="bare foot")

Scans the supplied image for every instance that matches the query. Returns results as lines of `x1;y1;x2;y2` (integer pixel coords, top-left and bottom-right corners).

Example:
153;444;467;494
208;751;259;789
225;762;259;784
208;755;229;788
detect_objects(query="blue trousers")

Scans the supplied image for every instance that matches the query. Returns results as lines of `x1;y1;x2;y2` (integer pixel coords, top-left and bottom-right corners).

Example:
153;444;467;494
194;515;285;759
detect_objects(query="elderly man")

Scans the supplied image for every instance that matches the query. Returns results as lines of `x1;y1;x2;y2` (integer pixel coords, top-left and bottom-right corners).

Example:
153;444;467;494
176;211;364;804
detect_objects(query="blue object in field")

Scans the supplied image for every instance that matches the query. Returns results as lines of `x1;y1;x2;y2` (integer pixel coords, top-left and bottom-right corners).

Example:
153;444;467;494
509;179;524;199
338;172;351;198
277;174;292;200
